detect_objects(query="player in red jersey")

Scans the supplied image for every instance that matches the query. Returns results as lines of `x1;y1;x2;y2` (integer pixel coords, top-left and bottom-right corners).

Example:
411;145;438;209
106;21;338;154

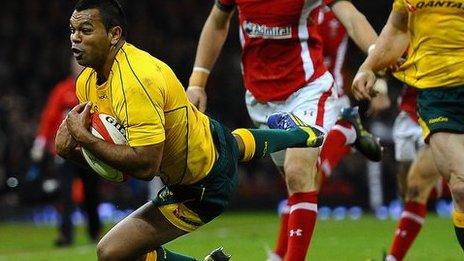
317;6;390;180
187;1;381;260
30;58;101;246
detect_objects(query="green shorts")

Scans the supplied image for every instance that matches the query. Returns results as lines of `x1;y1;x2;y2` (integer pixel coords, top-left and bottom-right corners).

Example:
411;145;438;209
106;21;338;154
151;118;239;232
417;86;464;142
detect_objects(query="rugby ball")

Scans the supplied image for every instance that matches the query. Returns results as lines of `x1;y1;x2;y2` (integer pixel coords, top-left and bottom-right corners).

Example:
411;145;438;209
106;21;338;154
82;113;128;182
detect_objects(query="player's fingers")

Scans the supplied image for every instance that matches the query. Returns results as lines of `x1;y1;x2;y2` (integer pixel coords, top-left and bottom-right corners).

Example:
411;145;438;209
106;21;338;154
81;102;92;124
352;78;368;100
69;102;87;115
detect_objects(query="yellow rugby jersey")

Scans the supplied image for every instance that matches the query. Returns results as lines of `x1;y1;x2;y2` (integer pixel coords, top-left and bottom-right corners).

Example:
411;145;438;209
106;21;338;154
76;43;216;185
392;0;464;89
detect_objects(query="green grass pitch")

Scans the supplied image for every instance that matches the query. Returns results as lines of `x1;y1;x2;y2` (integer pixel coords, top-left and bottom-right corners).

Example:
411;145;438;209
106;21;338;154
0;211;461;260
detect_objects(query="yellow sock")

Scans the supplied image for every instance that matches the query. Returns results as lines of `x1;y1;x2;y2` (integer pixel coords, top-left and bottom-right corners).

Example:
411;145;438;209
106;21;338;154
453;211;464;228
232;128;256;162
145;250;157;261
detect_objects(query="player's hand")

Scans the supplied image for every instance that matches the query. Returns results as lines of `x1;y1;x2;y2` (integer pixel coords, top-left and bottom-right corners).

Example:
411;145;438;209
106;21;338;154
186;86;207;112
352;69;376;101
55;119;78;157
66;102;93;144
368;92;391;116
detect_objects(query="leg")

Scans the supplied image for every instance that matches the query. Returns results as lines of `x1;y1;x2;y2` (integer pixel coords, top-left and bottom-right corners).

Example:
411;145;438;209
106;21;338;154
387;146;440;261
318;120;353;178
396;161;412;200
97;202;189;261
283;148;319;261
429;132;464;250
55;159;75;246
272;195;290;260
80;166;102;241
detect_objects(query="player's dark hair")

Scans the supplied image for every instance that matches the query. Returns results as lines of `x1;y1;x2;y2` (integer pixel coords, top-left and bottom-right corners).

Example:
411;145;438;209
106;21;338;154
75;0;127;38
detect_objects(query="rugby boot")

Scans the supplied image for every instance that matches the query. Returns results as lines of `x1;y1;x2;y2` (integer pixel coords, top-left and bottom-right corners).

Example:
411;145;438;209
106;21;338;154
267;112;325;147
203;247;231;261
339;106;382;162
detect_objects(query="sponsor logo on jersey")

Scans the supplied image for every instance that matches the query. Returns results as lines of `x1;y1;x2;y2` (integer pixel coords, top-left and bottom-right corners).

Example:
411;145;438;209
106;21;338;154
409;0;464;11
243;21;292;39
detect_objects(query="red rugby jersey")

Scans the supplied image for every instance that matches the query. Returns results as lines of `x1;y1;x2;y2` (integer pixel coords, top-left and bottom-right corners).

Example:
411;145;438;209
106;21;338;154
36;77;78;155
398;85;418;122
217;0;337;102
318;6;348;96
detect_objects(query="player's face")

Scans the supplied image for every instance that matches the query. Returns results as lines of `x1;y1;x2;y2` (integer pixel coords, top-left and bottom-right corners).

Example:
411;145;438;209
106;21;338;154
69;9;111;69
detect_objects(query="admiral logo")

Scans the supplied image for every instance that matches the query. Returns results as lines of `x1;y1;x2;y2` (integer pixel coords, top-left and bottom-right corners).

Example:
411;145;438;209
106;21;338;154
105;116;126;136
243;21;292;39
408;0;464;10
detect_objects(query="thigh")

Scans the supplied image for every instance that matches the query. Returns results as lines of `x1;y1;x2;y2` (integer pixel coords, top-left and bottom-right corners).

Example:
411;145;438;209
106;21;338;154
98;202;186;260
245;72;338;132
406;146;441;202
429;132;464;182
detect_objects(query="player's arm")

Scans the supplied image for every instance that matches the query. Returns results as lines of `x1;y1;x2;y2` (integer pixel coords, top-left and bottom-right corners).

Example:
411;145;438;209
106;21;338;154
330;0;377;54
359;9;409;73
186;4;234;112
64;102;163;181
352;9;409;100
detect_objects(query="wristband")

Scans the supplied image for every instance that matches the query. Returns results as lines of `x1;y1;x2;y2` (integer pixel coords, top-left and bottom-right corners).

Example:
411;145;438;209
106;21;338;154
187;86;205;90
193;67;211;74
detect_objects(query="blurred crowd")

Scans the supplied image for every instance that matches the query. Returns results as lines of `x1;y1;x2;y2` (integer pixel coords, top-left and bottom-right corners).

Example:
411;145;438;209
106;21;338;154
0;0;410;218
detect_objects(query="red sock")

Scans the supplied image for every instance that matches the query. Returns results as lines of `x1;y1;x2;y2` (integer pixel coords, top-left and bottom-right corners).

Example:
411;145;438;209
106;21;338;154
389;201;427;260
274;202;290;258
285;192;318;261
319;121;353;177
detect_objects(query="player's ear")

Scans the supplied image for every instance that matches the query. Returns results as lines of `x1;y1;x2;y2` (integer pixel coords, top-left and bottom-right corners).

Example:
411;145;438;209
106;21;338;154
108;26;122;45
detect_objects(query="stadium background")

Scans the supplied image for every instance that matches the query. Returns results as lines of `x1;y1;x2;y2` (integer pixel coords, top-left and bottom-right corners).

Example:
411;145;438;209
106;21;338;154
0;0;451;224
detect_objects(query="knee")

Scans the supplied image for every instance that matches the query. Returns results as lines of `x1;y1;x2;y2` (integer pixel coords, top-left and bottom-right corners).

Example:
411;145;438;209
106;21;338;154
405;184;426;203
284;164;314;192
97;239;117;261
451;182;464;208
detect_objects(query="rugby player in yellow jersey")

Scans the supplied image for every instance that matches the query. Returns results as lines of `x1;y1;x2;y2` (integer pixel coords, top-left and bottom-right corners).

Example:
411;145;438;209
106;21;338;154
55;1;324;260
352;0;464;256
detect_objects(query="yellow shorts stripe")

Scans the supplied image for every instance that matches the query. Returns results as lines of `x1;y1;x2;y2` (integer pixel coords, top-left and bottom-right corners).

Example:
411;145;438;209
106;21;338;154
232;128;255;162
158;203;204;232
145;250;157;261
453;211;464;228
418;116;431;142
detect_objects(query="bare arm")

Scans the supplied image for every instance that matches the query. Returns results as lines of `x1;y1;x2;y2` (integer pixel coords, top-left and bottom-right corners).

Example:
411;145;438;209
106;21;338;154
359;10;409;73
79;139;163;181
186;5;234;112
64;102;163;181
352;9;410;100
331;1;378;54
